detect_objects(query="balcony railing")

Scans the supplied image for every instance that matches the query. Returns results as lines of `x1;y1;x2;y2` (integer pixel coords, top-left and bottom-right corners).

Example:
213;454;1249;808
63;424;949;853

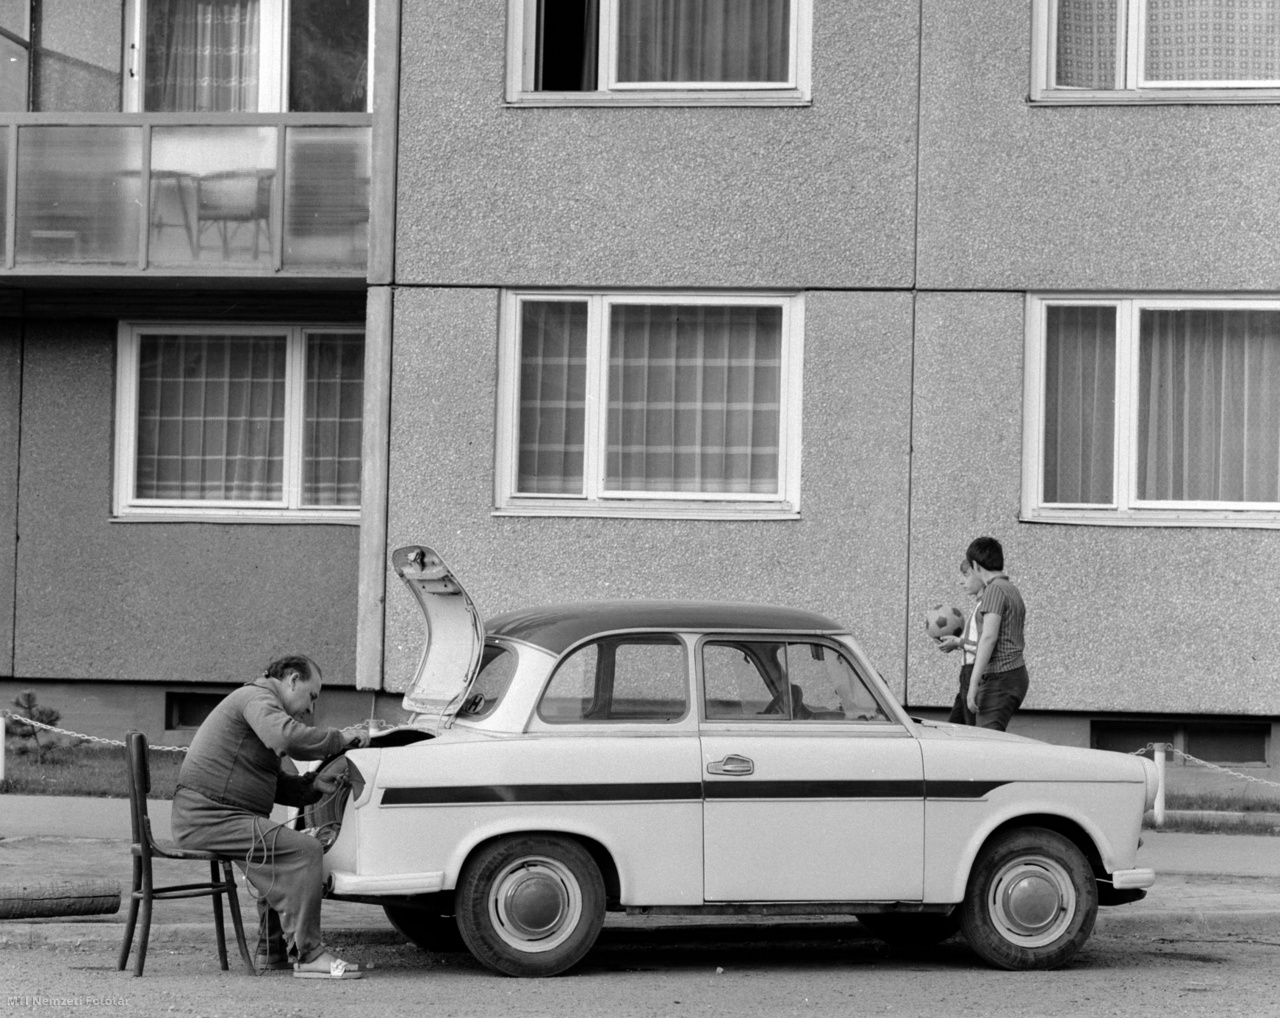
0;115;370;275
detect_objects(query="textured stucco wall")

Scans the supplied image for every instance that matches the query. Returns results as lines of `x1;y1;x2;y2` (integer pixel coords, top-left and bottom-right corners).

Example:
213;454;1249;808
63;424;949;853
394;2;920;289
917;2;1280;290
12;324;360;684
0;324;19;675
908;292;1280;715
383;287;914;697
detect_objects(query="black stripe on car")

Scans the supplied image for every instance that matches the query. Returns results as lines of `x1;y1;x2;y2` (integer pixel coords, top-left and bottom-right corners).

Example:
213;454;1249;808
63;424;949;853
380;779;1009;805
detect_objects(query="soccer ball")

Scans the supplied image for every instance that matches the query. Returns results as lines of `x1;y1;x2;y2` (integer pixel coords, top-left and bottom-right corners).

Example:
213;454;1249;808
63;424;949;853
923;603;964;640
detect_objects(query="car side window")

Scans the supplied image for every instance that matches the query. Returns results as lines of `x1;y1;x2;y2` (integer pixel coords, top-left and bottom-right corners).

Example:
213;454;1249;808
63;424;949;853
702;639;890;723
537;635;687;723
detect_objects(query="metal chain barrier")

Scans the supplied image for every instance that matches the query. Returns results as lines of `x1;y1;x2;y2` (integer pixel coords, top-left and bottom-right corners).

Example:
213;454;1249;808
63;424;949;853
2;709;371;757
1128;740;1280;790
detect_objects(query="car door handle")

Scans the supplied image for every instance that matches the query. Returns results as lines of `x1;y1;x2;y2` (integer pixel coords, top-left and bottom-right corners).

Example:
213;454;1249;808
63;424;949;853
707;754;754;776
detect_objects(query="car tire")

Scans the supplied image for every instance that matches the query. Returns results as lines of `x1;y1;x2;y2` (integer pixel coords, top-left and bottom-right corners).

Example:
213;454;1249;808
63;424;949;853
383;904;466;953
960;827;1098;970
856;911;961;951
456;835;606;977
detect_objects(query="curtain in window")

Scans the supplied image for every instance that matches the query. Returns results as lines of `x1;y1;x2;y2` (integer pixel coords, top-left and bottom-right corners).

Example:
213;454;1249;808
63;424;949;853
1138;309;1280;502
616;0;790;83
1055;0;1118;88
607;304;781;494
146;0;261;112
303;333;363;506
1043;306;1116;504
135;335;285;500
518;301;588;494
1145;0;1280;82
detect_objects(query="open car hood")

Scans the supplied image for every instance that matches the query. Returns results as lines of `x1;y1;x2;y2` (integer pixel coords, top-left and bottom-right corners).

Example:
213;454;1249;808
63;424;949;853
391;545;484;728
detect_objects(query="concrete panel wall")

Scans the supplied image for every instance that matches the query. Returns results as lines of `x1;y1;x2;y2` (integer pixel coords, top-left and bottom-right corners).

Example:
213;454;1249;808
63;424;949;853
0;324;19;675
12;324;360;684
916;2;1280;291
908;292;1280;716
383;287;914;696
394;2;920;290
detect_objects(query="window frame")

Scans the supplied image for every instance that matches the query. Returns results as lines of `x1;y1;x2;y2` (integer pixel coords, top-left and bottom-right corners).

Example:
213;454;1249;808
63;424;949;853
113;320;363;523
1031;0;1280;104
504;0;812;107
534;632;692;726
495;289;805;520
1023;293;1280;528
122;0;374;114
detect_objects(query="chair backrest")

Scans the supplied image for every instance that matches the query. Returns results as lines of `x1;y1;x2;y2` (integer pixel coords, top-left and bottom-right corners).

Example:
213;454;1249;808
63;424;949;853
123;731;155;857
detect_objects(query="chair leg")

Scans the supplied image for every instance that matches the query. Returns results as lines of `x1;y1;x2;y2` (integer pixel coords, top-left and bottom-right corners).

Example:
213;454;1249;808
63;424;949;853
133;874;153;977
221;860;255;975
116;856;142;971
210;860;229;971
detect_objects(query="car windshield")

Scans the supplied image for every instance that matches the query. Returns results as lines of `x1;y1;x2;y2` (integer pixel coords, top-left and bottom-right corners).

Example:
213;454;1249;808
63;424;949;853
456;642;518;718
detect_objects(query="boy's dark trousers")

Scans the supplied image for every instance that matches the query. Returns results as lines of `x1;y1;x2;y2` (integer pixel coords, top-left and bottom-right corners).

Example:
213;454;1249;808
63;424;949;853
947;664;975;726
974;665;1029;732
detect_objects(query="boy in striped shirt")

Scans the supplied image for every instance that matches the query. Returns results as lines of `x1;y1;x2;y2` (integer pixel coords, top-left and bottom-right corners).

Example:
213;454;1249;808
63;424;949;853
964;536;1029;732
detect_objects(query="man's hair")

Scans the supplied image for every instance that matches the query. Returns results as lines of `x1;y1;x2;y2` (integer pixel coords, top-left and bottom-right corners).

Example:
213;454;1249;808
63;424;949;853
965;536;1004;572
263;655;318;683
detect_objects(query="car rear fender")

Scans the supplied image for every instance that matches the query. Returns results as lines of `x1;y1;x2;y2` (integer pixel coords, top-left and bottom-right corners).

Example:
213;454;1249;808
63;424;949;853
441;818;623;899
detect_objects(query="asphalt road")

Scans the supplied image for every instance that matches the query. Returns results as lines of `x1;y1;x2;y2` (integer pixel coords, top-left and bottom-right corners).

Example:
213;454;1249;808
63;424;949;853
4;918;1278;1018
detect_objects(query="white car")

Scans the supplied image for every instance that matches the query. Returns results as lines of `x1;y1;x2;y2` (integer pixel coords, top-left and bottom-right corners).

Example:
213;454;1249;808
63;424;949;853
311;545;1157;977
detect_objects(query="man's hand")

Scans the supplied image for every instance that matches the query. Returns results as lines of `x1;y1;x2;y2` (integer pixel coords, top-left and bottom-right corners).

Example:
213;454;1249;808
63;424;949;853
344;728;372;750
313;770;345;794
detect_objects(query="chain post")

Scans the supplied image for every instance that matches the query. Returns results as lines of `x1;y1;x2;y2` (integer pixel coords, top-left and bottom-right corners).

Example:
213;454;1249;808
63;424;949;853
1153;742;1167;826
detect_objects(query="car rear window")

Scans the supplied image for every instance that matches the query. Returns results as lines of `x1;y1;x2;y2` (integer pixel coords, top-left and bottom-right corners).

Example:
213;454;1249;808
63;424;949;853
457;643;518;718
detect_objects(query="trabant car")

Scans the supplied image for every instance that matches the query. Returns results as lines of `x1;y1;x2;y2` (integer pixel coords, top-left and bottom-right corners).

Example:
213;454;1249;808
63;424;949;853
311;545;1157;977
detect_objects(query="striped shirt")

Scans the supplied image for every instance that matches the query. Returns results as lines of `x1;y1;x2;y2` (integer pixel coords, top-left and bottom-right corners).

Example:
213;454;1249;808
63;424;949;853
976;576;1026;673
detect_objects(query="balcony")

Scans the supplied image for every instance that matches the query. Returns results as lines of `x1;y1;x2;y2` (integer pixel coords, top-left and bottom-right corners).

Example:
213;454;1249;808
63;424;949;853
0;116;370;276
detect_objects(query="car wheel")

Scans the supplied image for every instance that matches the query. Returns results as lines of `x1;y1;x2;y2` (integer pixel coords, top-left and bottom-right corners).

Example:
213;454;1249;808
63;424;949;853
960;827;1098;970
856;911;961;950
383;904;466;953
456;835;606;977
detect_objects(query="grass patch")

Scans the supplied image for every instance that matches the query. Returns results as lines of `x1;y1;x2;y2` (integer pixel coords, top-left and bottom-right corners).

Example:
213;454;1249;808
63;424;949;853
1163;790;1280;813
1;739;182;798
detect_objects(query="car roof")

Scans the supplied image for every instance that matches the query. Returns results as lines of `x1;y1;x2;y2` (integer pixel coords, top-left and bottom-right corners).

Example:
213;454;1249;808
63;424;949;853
485;600;850;656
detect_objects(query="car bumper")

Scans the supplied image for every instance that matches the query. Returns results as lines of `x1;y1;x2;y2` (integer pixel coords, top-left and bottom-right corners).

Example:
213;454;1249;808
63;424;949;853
328;870;445;896
1109;867;1156;890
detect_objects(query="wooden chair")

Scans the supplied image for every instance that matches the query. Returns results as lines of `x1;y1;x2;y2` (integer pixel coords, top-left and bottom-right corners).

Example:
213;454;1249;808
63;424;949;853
117;731;254;976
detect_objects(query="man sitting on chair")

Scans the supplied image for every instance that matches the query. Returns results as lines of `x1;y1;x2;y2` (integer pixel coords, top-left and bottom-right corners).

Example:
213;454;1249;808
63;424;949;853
170;655;371;978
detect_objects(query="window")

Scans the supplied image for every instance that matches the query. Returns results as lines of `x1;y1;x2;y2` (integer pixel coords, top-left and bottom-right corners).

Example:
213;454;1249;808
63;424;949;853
1092;719;1269;764
506;0;812;105
165;690;226;729
496;291;803;519
1025;296;1280;527
537;635;688;722
114;323;364;521
0;1;369;112
1033;0;1280;102
701;639;891;723
457;644;520;719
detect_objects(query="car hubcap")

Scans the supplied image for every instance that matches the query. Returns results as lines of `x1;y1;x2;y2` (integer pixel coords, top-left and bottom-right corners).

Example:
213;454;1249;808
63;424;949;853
988;856;1076;948
489;856;582;953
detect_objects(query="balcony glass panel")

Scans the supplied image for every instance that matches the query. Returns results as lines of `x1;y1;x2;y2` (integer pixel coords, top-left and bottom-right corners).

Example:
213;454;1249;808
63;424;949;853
149;126;278;267
283;127;368;270
0;35;28;111
15;126;142;265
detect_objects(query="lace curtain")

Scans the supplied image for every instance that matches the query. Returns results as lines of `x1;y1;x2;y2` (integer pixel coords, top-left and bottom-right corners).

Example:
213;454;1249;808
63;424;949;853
1145;0;1280;82
146;0;261;112
518;301;589;494
303;333;364;507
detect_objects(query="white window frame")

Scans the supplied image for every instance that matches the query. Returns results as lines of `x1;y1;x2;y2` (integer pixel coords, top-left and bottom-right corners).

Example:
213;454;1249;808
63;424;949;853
123;0;374;113
114;322;362;523
1031;0;1280;104
505;0;812;106
1023;294;1280;528
495;290;804;520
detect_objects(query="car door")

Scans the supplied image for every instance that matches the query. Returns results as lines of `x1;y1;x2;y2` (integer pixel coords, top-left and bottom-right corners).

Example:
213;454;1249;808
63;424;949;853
698;635;925;902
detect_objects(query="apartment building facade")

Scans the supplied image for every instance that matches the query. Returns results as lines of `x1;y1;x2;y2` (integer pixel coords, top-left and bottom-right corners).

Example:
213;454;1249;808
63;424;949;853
2;2;1277;770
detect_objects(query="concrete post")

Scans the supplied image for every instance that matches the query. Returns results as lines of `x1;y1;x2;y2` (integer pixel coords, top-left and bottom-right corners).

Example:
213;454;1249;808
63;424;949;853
1153;742;1167;827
